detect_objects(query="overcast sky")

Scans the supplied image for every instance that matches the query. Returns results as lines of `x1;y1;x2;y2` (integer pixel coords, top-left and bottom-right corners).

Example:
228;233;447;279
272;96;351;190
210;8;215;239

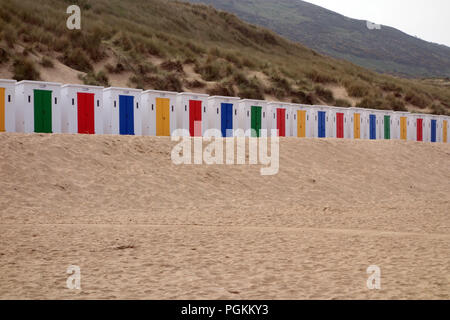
304;0;450;47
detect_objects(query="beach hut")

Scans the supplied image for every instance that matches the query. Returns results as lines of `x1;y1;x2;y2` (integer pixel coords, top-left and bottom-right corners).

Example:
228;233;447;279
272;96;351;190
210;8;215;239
347;108;366;140
237;99;268;137
103;87;142;135
15;80;62;134
61;84;104;135
0;79;16;133
382;110;398;140
364;109;379;140
267;102;292;137
141;90;178;136
329;107;350;139
393;111;409;141
176;92;209;137
311;105;332;138
291;104;312;138
205;96;241;137
407;114;426;142
428;114;440;143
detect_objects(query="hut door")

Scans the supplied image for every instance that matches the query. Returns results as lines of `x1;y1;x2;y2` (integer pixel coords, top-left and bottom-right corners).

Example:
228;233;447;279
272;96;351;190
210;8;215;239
444;120;448;143
417;119;423;141
384;115;390;140
431;120;437;142
119;95;134;135
277;108;286;137
354;113;360;139
400;117;407;140
336;112;344;138
34;89;52;133
251;106;262;137
0;88;4;132
189;100;202;137
221;103;233;137
318;111;326;138
77;92;95;134
156;98;170;136
369;115;376;140
297;110;306;138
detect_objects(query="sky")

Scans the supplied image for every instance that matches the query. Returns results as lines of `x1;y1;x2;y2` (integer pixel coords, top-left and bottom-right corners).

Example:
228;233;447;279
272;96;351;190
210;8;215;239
303;0;450;47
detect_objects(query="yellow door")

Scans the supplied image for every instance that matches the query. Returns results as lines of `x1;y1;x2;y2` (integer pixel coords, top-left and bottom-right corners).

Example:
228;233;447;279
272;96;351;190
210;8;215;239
444;120;448;143
354;113;360;139
0;88;5;132
297;110;306;137
400;117;407;140
156;98;170;136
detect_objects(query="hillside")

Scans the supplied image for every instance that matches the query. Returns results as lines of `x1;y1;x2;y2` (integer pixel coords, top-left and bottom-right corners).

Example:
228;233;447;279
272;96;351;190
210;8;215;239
0;133;449;299
188;0;450;78
0;0;449;114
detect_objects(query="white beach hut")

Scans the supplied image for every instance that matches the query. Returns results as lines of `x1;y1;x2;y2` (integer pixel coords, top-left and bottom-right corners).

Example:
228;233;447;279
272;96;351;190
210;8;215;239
61;84;104;134
237;99;268;137
103;87;142;135
140;90;178;136
0;79;16;133
176;92;209;137
15;80;62;134
205;96;241;137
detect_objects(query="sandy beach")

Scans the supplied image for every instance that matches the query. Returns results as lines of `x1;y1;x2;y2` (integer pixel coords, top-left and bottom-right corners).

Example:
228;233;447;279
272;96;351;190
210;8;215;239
0;133;449;299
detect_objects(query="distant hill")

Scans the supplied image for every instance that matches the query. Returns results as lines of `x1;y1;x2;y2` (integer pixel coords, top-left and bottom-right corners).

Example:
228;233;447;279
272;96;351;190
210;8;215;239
188;0;450;78
0;0;449;114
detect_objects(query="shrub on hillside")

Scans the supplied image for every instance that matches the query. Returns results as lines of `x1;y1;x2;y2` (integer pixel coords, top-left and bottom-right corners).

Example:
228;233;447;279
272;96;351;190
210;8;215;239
60;48;93;73
356;97;390;110
160;60;184;73
386;94;407;111
79;71;110;87
334;98;352;108
12;57;40;81
207;82;236;97
346;83;370;98
405;91;430;109
291;90;317;105
306;70;337;84
314;85;334;103
40;56;54;68
184;79;206;89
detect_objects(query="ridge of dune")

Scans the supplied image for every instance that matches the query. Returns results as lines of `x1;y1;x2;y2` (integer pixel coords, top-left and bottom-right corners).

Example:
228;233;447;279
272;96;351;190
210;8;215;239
0;133;449;299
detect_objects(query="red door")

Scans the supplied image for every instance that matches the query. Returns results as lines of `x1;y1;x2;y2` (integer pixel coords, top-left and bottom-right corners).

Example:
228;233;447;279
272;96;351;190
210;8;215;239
277;108;286;137
189;100;202;137
417;118;423;141
336;113;344;138
77;92;95;134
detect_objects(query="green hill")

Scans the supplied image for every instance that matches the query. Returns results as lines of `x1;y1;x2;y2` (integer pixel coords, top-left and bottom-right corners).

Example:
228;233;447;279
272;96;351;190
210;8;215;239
0;0;449;114
188;0;450;78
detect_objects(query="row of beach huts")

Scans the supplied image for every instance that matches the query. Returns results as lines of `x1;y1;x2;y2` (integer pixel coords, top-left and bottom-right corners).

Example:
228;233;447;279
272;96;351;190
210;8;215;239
0;79;449;143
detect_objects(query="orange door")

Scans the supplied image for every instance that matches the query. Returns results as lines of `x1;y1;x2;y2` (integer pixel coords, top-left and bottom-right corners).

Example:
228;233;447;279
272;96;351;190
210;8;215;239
297;110;306;138
354;113;360;139
444;120;448;143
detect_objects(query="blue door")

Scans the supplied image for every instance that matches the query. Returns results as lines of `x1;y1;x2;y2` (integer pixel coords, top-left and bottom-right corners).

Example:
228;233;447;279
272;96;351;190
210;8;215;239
370;115;376;140
318;111;326;138
431;120;436;142
119;95;134;135
221;103;233;137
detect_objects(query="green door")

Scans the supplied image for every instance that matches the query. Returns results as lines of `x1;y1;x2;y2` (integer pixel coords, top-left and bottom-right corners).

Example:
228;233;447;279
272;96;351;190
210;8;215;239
384;115;390;140
251;106;262;137
34;90;52;133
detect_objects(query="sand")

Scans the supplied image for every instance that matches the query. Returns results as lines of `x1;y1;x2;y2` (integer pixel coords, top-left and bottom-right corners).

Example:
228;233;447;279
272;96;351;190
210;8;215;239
0;133;449;299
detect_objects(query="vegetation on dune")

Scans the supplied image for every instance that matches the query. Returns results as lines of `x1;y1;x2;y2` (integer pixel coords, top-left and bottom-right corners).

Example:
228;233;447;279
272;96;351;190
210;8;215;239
0;0;449;115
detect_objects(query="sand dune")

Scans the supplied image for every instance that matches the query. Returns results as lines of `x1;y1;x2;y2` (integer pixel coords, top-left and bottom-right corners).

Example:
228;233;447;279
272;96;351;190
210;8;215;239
0;133;449;299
